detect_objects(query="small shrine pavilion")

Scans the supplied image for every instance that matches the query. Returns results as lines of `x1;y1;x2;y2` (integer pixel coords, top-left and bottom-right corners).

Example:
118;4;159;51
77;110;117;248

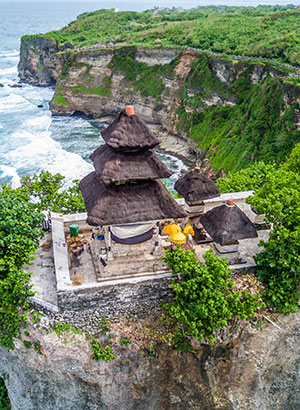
174;167;220;243
200;198;258;263
79;106;186;279
174;167;220;206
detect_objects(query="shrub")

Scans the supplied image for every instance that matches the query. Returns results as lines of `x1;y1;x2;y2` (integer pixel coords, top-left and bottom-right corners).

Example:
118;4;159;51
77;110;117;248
120;337;131;345
254;226;300;314
247;157;300;313
163;247;262;343
0;375;10;409
216;161;277;193
91;339;115;361
20;171;85;214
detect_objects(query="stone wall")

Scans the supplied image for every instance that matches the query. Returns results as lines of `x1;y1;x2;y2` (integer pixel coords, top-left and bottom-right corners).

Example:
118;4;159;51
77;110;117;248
57;273;174;318
29;274;174;334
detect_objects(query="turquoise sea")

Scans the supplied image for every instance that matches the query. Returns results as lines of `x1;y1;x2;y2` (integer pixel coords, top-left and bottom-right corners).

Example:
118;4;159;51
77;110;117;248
0;1;187;190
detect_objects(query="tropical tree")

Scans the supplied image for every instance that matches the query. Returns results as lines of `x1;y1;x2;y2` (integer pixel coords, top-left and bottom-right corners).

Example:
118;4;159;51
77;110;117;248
163;247;261;345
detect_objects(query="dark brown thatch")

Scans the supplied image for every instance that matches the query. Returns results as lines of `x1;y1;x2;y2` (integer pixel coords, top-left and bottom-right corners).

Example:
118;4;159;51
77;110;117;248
90;145;173;185
101;110;159;150
200;204;258;245
79;171;187;226
174;170;220;204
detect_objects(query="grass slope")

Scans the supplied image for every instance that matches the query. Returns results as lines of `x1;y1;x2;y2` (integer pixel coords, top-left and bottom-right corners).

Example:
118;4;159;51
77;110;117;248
22;7;300;66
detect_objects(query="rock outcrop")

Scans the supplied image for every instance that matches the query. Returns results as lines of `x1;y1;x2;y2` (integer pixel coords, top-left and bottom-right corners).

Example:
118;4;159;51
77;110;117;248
18;36;61;86
17;37;300;174
1;312;300;410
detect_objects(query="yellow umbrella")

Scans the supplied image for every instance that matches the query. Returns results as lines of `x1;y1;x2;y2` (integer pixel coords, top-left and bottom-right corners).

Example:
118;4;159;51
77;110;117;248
170;231;187;244
163;223;182;236
183;223;195;237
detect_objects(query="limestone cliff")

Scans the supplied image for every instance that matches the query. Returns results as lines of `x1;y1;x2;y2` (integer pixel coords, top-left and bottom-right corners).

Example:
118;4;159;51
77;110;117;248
18;36;62;86
1;312;300;410
18;38;300;172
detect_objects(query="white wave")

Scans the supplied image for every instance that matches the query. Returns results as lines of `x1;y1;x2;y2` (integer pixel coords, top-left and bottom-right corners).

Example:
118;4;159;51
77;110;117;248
0;50;19;57
0;165;20;188
22;115;52;132
0;56;19;63
4;127;93;187
0;66;18;76
0;94;33;112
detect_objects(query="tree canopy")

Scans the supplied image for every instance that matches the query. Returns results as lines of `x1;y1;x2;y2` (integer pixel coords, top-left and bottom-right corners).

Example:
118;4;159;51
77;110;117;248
163;247;261;345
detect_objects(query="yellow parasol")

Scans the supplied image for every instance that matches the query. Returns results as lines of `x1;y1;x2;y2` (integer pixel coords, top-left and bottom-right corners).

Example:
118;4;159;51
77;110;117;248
169;231;187;244
163;223;182;236
183;223;195;237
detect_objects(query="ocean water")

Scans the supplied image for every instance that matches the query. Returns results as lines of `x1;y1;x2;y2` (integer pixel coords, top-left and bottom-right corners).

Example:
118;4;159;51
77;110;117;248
0;0;287;189
0;1;186;191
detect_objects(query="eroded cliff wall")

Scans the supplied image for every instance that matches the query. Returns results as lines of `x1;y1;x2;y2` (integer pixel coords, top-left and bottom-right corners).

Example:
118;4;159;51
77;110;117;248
1;312;300;410
18;39;300;172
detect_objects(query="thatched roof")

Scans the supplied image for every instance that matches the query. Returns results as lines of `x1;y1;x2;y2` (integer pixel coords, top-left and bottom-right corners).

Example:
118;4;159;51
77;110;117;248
101;110;159;150
174;169;220;204
200;201;257;245
79;172;187;226
90;145;173;185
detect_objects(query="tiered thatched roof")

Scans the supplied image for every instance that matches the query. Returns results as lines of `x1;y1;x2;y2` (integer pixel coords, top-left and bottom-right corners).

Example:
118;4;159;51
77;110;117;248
79;172;186;226
79;106;187;226
101;109;159;150
200;200;257;245
174;168;220;204
91;145;172;185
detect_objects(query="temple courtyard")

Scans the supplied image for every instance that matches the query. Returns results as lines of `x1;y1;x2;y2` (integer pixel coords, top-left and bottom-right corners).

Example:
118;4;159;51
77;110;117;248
27;195;269;311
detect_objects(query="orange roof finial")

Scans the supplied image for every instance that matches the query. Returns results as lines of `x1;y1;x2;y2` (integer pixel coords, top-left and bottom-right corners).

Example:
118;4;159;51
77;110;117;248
226;198;234;206
125;106;135;116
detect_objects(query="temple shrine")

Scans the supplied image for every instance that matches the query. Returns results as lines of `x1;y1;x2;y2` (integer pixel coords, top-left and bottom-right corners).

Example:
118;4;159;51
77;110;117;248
78;106;186;279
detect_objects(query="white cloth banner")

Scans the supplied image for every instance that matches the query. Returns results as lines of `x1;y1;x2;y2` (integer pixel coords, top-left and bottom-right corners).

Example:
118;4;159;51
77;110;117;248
110;223;155;239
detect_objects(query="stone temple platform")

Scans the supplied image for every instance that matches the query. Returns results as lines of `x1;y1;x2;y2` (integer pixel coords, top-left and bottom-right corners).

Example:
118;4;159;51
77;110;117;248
26;192;269;317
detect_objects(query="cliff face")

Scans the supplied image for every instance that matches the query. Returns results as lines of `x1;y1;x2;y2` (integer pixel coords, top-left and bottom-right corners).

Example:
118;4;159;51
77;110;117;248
18;37;62;86
1;312;300;410
49;47;184;128
18;39;300;172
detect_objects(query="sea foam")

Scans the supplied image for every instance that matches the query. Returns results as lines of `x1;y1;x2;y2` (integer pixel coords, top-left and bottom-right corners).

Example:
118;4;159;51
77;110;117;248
0;164;21;188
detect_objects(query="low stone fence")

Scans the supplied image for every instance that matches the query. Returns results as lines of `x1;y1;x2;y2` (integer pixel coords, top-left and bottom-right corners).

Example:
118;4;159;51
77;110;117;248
30;274;175;334
57;273;174;318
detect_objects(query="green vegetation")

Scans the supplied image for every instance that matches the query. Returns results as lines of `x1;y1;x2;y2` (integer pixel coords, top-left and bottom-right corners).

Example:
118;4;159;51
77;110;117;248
23;340;32;349
32;341;43;355
246;144;300;314
0;185;43;349
72;84;111;97
23;6;300;66
163;247;262;344
31;311;43;325
216;143;300;314
216;161;277;193
53;95;70;107
99;317;110;336
186;72;300;173
120;337;131;345
52;323;82;338
20;171;85;214
91;339;115;361
0;375;10;409
0;172;85;350
110;47;178;99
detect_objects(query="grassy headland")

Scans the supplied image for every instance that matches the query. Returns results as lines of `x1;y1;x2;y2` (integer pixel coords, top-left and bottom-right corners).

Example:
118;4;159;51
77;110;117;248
22;6;300;66
21;6;300;172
